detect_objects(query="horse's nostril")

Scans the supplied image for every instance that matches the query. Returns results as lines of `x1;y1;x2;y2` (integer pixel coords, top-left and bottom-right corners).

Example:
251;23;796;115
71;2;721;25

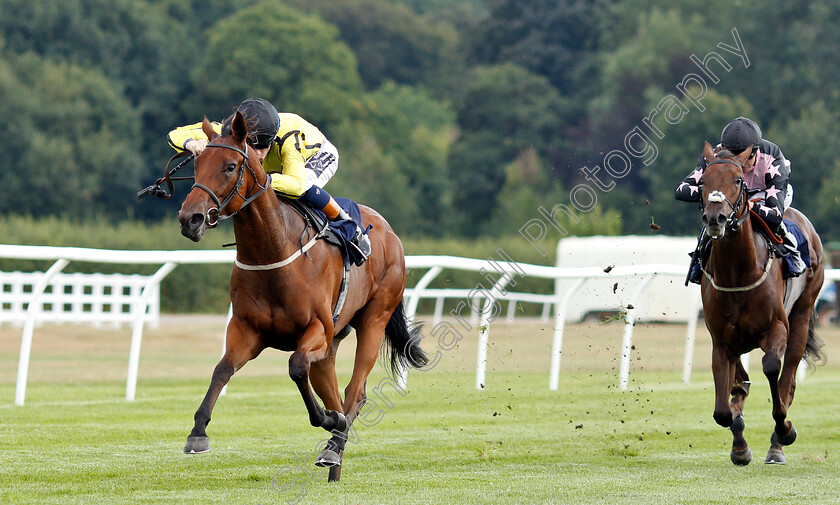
702;215;709;225
717;215;727;226
189;213;204;227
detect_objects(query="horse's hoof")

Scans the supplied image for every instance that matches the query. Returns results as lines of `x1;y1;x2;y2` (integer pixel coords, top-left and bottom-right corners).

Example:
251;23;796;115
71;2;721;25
730;447;752;466
315;448;342;468
765;448;786;464
184;435;210;454
730;414;745;432
777;426;797;446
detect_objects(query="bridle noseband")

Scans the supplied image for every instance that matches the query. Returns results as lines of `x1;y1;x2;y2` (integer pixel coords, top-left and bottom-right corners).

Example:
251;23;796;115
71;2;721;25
701;158;748;232
191;142;271;227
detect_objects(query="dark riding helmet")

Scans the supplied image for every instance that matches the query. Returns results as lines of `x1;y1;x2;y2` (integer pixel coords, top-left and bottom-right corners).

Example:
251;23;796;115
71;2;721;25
720;117;762;155
223;97;280;149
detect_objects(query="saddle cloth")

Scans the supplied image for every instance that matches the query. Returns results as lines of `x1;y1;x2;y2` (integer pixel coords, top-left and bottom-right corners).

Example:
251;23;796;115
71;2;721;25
750;212;811;279
287;196;370;267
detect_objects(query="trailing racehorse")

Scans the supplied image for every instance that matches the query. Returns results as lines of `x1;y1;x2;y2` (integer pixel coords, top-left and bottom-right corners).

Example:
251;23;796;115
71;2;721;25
697;141;824;465
175;112;427;481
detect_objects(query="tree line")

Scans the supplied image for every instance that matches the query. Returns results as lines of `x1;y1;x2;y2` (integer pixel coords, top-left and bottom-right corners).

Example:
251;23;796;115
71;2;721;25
2;0;839;243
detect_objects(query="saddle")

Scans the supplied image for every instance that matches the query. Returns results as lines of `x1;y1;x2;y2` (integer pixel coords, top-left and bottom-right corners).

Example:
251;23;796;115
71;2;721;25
283;195;370;268
749;209;787;257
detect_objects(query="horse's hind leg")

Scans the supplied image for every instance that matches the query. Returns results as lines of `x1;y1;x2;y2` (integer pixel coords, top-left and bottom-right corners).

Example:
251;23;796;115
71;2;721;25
185;319;263;454
729;360;752;465
764;305;810;464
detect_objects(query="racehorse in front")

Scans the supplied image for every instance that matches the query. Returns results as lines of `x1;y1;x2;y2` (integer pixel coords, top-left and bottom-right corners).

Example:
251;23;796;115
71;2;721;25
697;141;824;465
175;111;428;482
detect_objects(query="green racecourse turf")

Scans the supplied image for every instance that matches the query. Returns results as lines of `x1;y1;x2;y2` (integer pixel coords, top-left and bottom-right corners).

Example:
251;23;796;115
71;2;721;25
1;316;839;505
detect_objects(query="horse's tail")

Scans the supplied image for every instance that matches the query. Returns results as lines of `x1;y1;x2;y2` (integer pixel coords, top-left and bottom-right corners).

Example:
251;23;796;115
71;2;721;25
804;310;826;368
382;300;428;377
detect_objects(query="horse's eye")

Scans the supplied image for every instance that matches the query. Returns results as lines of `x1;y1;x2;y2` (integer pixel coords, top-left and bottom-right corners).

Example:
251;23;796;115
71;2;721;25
224;162;236;173
735;177;743;186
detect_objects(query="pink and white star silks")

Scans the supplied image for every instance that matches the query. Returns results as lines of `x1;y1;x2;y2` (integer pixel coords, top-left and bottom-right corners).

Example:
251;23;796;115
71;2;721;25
759;204;781;217
678;181;700;195
690;169;703;183
765;186;781;200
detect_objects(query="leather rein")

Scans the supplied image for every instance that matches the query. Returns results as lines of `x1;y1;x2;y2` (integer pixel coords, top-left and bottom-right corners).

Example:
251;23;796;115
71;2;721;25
192;142;271;228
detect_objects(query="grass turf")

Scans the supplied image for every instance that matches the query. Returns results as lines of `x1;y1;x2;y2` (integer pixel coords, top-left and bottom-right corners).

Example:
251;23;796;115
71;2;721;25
1;318;839;504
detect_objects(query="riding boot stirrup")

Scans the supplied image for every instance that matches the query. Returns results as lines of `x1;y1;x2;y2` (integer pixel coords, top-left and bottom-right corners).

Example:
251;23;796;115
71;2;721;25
349;226;371;265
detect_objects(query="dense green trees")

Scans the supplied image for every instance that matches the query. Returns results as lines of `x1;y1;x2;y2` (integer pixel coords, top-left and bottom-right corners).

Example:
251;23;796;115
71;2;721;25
0;51;144;218
2;0;840;241
192;2;363;131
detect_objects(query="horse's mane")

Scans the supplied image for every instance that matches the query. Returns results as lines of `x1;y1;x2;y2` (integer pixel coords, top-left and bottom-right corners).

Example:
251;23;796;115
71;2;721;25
715;148;736;160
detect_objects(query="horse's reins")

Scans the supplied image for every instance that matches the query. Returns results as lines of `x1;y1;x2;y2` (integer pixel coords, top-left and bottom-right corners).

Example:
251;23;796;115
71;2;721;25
137;151;195;200
198;142;331;272
700;157;774;292
192;142;271;228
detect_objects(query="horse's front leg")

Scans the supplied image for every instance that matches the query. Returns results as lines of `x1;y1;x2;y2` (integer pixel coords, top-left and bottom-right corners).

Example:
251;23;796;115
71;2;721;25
729;359;752;465
185;318;263;453
711;343;735;428
762;320;793;464
309;342;349;476
289;322;347;435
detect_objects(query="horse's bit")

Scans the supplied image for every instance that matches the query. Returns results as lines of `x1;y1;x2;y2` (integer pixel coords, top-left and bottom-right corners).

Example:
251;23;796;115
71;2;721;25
191;143;271;227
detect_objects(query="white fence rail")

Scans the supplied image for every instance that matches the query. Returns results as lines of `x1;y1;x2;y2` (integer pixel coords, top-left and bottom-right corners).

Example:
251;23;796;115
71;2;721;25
0;245;233;406
0;271;160;328
3;243;836;406
404;255;699;391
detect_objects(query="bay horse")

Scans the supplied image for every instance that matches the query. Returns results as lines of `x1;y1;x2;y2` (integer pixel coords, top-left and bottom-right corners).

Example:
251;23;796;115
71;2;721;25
698;141;824;465
176;111;428;482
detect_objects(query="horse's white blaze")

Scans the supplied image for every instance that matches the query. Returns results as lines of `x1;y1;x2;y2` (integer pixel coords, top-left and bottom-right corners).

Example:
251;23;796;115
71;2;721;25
707;190;726;203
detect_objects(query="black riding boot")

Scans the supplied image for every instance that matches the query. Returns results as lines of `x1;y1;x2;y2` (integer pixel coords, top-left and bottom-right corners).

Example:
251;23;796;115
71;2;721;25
686;228;711;286
336;208;371;264
779;222;807;277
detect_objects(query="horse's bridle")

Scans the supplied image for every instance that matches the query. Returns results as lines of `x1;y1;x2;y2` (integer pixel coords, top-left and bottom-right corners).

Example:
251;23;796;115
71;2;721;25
699;157;777;292
191;142;271;227
701;158;749;233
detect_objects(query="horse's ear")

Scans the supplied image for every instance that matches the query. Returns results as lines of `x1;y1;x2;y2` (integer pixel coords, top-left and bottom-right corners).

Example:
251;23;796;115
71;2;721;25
703;141;714;162
736;145;753;163
230;110;248;144
201;117;219;141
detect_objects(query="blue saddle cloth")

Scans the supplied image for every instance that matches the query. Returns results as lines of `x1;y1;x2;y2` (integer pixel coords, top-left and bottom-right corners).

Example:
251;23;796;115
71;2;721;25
310;197;369;266
783;219;811;278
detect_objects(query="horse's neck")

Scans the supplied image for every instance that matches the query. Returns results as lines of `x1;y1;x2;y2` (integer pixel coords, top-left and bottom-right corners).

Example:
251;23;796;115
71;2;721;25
710;218;765;280
232;193;305;266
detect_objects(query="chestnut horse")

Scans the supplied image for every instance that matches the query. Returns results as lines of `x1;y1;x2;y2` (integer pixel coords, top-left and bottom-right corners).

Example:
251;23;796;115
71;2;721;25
177;111;428;482
698;141;824;465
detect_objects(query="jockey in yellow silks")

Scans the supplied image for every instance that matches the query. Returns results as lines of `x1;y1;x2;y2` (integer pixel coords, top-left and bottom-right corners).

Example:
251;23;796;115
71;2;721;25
168;97;370;261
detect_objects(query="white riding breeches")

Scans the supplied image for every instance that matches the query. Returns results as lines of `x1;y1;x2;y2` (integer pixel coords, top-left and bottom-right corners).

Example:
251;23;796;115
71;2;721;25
304;138;339;190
